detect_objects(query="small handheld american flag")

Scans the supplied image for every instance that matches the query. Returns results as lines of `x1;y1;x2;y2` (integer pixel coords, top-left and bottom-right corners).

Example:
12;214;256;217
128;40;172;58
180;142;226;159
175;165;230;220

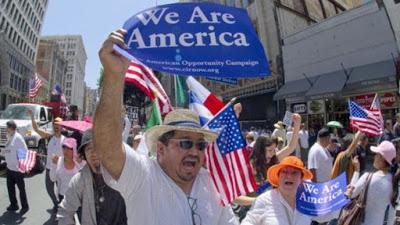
348;99;383;137
17;148;37;173
205;105;257;206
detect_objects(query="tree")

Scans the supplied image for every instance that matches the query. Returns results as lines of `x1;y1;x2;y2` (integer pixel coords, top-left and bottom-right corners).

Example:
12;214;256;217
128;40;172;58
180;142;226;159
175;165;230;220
97;67;104;90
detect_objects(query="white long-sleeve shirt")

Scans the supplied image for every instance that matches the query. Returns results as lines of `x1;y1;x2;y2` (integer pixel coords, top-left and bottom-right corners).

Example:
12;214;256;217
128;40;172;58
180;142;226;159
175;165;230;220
50;157;80;196
241;188;312;225
4;132;28;172
350;171;395;225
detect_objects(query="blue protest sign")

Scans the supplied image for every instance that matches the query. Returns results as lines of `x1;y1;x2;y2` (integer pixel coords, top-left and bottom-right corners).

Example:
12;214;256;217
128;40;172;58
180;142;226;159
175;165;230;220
206;76;238;85
114;3;270;78
256;181;271;194
296;173;349;216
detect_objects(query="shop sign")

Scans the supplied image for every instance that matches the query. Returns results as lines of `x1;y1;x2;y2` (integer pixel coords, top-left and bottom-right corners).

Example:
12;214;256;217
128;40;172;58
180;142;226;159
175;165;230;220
355;92;398;108
381;92;397;107
307;100;325;114
291;103;307;114
354;94;374;108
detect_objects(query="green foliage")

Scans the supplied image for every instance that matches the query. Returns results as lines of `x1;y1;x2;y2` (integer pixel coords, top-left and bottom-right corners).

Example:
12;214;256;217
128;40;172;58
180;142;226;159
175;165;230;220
97;68;104;89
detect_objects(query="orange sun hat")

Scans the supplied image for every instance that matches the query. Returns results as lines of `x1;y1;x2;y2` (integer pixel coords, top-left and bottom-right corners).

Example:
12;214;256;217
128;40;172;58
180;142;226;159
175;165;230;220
267;156;313;187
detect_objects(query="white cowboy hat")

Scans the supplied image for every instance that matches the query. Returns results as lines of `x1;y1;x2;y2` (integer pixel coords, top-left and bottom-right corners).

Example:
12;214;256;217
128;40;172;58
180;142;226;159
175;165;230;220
145;109;218;154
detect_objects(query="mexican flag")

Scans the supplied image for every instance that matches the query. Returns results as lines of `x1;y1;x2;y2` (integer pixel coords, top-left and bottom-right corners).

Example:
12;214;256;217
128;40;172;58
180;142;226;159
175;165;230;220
146;99;162;130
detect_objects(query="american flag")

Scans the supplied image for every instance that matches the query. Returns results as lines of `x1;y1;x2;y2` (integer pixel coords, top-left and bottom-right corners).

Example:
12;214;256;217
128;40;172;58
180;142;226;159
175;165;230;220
205;105;257;206
125;61;173;116
51;84;66;103
370;93;384;128
17;148;37;173
349;100;383;137
29;73;43;98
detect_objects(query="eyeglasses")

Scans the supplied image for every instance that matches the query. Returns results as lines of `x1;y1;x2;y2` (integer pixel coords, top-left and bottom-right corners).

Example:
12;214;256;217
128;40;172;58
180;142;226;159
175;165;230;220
187;197;202;225
169;139;208;151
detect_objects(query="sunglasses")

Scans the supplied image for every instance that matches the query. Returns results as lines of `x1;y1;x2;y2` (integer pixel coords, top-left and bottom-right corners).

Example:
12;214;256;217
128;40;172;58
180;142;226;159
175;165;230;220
170;139;208;151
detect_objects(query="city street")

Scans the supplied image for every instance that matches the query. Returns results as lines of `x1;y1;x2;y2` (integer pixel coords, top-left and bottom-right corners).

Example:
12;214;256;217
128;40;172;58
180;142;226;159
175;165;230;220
0;170;57;225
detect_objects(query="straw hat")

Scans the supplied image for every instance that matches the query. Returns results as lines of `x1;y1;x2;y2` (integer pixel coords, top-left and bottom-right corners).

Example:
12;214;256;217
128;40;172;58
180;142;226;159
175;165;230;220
267;156;313;187
274;121;284;129
145;109;218;153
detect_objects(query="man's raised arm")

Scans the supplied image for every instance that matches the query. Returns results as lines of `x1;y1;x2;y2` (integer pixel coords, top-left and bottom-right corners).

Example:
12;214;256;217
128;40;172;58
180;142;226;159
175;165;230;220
94;29;130;180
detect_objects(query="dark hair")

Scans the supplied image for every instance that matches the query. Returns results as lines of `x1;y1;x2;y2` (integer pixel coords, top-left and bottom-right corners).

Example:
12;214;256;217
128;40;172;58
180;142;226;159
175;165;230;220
158;130;175;145
6;120;17;130
250;136;278;182
271;136;279;145
318;127;330;138
392;169;400;207
78;145;87;160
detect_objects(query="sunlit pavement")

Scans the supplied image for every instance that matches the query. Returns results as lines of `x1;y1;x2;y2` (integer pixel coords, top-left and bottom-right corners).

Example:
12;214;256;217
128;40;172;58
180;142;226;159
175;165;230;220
0;170;57;225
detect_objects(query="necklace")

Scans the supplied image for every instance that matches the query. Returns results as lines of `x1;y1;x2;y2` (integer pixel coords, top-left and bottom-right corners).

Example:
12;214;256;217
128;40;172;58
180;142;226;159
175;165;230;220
93;174;106;213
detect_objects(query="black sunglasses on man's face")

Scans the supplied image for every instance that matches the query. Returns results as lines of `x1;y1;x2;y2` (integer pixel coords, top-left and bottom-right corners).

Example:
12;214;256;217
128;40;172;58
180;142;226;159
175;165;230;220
169;139;208;151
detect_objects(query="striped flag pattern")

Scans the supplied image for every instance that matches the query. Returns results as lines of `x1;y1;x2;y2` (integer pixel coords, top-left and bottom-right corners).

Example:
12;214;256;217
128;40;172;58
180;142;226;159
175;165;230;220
125;61;173;116
205;105;257;206
17;148;37;173
369;93;384;130
349;100;383;137
29;73;43;98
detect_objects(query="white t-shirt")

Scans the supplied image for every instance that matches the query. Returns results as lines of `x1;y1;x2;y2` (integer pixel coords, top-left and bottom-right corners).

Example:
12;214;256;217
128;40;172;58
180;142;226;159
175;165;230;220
298;130;309;149
307;142;333;183
350;171;394;225
102;144;238;225
46;135;65;169
50;157;80;196
242;188;312;225
4;132;28;172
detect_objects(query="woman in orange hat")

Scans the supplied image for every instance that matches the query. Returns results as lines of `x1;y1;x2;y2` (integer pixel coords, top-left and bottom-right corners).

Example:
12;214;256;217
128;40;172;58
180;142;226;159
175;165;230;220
241;156;313;225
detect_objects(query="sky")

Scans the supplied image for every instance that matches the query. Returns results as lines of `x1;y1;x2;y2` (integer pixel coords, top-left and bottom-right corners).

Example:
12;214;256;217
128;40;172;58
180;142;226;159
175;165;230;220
41;0;177;89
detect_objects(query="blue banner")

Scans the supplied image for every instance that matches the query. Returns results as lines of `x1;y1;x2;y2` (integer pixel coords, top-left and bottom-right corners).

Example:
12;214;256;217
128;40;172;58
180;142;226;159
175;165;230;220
206;77;238;85
296;173;349;216
114;3;270;78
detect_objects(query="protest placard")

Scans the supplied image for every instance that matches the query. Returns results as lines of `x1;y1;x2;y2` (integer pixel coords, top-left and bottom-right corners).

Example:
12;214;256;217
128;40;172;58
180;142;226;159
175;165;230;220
296;173;349;216
283;111;293;127
114;2;270;78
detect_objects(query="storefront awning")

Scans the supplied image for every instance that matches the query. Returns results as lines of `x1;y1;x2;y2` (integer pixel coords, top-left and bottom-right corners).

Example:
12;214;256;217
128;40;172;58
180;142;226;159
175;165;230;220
345;60;397;88
273;78;316;100
305;71;347;100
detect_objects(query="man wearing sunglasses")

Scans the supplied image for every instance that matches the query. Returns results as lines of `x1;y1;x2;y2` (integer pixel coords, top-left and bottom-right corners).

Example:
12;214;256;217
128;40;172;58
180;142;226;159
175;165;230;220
93;29;238;225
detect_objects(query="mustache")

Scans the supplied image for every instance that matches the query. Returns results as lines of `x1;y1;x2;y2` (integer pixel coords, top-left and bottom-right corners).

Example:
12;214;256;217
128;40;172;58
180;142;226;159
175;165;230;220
182;156;200;163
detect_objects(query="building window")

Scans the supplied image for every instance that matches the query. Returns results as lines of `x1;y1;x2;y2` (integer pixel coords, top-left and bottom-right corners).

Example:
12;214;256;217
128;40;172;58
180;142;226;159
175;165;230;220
10;73;14;89
9;3;15;16
0;17;5;30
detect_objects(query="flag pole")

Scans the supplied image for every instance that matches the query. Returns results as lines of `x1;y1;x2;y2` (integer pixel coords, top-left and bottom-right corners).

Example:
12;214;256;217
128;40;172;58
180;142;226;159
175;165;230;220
203;96;237;128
